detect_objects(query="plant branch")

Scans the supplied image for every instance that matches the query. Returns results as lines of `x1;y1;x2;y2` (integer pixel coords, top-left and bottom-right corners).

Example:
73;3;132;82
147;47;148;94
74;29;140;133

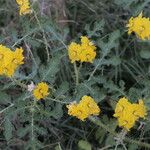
74;62;79;86
89;116;150;149
11;78;27;89
0;103;14;114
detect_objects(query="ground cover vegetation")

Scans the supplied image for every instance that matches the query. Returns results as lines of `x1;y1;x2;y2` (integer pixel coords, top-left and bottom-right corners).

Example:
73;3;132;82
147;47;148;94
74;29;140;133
0;0;150;149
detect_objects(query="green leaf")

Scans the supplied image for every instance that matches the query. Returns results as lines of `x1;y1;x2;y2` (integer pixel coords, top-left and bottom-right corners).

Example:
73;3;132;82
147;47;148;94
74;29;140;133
105;135;115;146
85;20;105;37
115;0;136;7
75;78;106;102
115;0;150;14
17;126;30;138
0;91;11;105
109;56;121;66
4;118;13;141
55;144;63;150
128;144;139;150
98;30;120;55
54;81;69;97
49;103;63;119
140;50;150;59
95;127;107;144
78;140;92;150
35;126;47;135
40;53;63;83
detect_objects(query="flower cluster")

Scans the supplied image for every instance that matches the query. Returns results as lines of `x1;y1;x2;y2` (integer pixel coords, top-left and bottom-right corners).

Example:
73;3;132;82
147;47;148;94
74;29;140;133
68;36;96;63
16;0;31;16
114;97;147;130
67;95;100;121
0;45;24;77
33;82;49;100
127;12;150;40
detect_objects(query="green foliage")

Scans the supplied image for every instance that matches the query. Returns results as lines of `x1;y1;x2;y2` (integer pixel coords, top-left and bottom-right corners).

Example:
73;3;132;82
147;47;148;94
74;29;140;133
4;118;13;141
85;20;105;38
78;140;92;150
140;49;150;59
0;91;11;104
40;53;63;83
0;0;150;150
115;0;150;14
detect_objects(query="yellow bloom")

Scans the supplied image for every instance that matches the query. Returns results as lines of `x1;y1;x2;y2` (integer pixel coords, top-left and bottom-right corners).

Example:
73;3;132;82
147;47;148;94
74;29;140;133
2;65;16;77
68;42;81;63
132;100;147;119
114;97;147;131
0;45;10;74
118;113;136;131
68;36;96;63
67;102;78;116
79;44;96;63
80;36;96;50
0;45;24;77
16;0;31;16
79;95;100;116
12;48;24;66
33;82;49;100
127;12;150;40
75;104;89;121
67;95;100;121
113;97;131;118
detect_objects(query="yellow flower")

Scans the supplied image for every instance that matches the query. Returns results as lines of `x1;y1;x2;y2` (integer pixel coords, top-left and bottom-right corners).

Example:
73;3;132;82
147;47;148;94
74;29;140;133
33;82;49;100
75;104;89;121
127;12;150;40
16;0;31;16
0;45;10;74
118;113;136;131
66;95;100;121
0;45;10;59
114;97;147;131
79;44;96;63
132;100;147;119
68;36;96;63
79;95;100;116
0;45;24;77
67;102;78;116
80;36;96;49
12;48;24;65
68;42;81;63
113;97;131;118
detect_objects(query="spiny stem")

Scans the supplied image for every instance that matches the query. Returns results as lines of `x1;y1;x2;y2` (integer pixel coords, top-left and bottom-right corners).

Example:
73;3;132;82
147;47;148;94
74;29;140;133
0;103;14;114
89;116;116;136
89;116;150;149
11;78;27;89
46;97;70;104
33;9;50;62
31;100;37;150
74;62;79;86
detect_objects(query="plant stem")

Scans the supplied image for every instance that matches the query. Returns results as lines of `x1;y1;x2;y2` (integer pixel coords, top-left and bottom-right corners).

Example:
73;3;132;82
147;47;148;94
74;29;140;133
31;100;35;150
0;103;14;114
33;9;50;62
88;53;106;81
89;116;150;149
73;62;79;86
46;97;70;104
12;78;27;89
